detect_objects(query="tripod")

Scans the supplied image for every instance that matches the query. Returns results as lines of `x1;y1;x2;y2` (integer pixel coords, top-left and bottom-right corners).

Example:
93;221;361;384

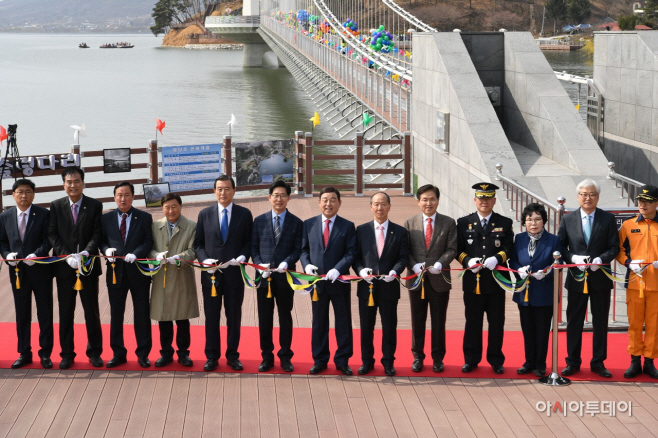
0;124;23;209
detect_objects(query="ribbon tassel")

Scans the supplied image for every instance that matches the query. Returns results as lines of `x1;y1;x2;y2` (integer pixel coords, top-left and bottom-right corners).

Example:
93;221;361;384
583;272;589;294
312;285;319;301
524;283;529;302
163;265;167;289
14;267;20;289
112;263;117;284
476;273;481;294
74;269;83;291
640;279;645;299
211;274;217;297
267;277;272;298
368;283;374;306
421;277;425;300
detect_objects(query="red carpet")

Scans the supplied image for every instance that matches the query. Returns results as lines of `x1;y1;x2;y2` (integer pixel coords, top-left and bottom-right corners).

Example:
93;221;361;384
0;322;648;382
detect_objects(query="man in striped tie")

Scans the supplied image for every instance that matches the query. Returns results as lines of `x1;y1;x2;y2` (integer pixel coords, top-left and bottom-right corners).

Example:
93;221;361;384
251;180;303;372
354;192;409;376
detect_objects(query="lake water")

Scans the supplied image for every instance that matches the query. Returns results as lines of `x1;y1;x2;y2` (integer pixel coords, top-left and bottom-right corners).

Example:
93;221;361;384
0;33;590;205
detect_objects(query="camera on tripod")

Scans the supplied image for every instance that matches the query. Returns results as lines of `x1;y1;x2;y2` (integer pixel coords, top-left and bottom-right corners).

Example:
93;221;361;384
7;124;17;137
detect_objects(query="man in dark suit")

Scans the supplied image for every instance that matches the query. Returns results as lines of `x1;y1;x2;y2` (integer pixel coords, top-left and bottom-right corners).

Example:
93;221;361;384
0;179;54;369
48;166;103;369
194;175;252;371
457;182;514;374
354;192;409;376
251;180;302;372
404;184;457;373
558;179;619;378
100;181;153;368
300;187;357;375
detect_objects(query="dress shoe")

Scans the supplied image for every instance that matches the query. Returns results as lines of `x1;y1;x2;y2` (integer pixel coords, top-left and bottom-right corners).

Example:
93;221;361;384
433;361;444;373
259;361;274;372
516;366;532;375
534;369;546;377
89;356;104;367
227;359;243;371
561;364;580;376
461;363;477;373
59;358;74;369
624;355;642;378
281;361;294;372
644;358;658;379
178;356;193;367
591;365;612;378
309;363;327;374
138;357;151;368
358;363;374;375
492;365;504;374
11;356;32;369
384;365;396;376
106;357;127;368
411;359;424;372
204;359;218;371
337;365;353;375
155;356;173;367
40;357;53;369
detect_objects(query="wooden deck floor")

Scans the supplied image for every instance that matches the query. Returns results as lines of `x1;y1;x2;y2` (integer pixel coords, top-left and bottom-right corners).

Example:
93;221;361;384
0;192;652;437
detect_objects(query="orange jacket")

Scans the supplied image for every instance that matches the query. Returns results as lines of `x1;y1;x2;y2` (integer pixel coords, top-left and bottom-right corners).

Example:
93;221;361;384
617;214;658;291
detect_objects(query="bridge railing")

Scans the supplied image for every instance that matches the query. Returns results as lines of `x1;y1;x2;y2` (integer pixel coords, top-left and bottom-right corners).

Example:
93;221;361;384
261;16;411;133
606;161;644;207
294;130;412;197
206;15;260;25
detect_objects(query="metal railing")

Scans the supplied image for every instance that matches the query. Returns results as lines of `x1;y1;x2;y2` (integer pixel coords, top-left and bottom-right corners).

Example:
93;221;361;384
205;15;260;25
607;161;644;207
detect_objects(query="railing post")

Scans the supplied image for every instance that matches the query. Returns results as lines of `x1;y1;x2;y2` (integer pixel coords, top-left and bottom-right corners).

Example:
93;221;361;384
295;131;304;195
607;161;615;180
223;135;232;177
149;139;158;183
556;196;566;324
355;132;364;196
403;131;412;196
305;131;313;197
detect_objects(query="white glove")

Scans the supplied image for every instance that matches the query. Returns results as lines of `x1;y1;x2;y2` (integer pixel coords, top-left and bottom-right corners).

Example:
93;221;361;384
105;248;117;263
412;263;424;274
257;263;270;278
359;268;373;284
571;255;588;272
629;260;644;274
531;271;546;280
384;270;396;282
305;264;318;276
24;253;37;267
166;255;180;265
262;270;271;279
653;261;658;269
275;261;288;273
79;250;89;257
229;255;246;266
590;257;602;272
155;251;168;262
124;253;137;263
468;258;482;273
202;258;218;274
6;252;18;267
517;265;529;280
67;256;80;270
428;261;442;275
483;256;498;270
325;268;340;283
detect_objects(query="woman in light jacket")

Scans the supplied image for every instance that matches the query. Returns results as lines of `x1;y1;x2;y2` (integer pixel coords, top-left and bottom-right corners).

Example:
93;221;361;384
149;192;199;367
510;203;562;377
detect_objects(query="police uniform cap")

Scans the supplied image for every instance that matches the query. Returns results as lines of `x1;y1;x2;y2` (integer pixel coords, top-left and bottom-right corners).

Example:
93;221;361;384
636;184;658;202
472;182;499;198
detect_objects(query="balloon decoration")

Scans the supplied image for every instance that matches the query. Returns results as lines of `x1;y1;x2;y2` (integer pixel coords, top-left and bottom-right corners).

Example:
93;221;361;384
343;19;359;36
369;25;395;53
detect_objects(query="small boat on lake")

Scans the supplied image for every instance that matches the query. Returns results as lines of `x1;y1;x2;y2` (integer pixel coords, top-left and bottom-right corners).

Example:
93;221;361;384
100;42;135;49
79;43;89;48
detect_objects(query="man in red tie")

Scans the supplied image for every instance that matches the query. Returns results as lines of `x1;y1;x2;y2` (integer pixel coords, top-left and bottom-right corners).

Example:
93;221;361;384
404;185;457;373
300;187;356;375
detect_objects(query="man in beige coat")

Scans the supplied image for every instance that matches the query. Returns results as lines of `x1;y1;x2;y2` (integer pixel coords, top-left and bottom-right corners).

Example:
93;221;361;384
404;184;457;373
149;193;199;367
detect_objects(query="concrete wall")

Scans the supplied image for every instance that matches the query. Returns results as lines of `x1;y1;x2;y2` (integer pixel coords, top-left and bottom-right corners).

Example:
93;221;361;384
412;33;523;219
594;31;658;185
503;32;608;173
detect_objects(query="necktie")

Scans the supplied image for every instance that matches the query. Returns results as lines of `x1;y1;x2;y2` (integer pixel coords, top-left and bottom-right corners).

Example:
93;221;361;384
221;209;228;242
71;203;78;225
18;212;26;242
120;213;127;242
425;218;432;250
481;218;487;230
323;219;331;248
377;225;385;257
274;215;281;245
584;214;592;245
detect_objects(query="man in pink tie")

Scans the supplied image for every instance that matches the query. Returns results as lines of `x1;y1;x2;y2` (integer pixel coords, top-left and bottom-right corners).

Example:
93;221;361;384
353;192;409;376
404;184;457;373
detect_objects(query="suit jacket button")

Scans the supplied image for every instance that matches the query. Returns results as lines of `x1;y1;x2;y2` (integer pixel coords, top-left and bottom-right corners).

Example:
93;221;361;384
483;246;486;249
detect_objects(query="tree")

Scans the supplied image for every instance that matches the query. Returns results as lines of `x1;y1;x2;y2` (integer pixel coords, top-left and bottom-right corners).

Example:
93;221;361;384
545;0;567;34
567;0;591;24
483;11;525;31
150;0;214;36
618;14;637;30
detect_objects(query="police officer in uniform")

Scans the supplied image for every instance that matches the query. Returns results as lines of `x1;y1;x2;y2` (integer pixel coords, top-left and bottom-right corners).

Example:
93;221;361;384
457;183;514;374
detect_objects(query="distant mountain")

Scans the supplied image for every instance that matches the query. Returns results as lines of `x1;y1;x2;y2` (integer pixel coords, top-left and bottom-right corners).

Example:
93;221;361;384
0;0;154;26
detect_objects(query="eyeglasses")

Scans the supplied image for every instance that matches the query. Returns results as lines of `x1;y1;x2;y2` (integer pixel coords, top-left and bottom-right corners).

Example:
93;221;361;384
578;192;598;198
524;218;543;223
270;194;288;199
14;190;34;196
